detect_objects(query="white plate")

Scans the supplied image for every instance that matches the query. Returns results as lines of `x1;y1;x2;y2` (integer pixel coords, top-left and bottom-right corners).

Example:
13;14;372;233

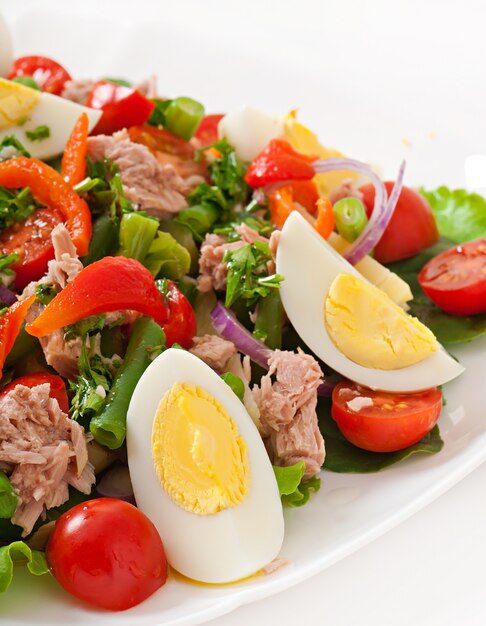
1;2;486;625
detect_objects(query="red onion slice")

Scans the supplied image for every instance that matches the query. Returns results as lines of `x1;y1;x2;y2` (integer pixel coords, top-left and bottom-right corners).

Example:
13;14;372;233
211;302;273;369
312;158;406;264
0;285;17;307
97;463;136;505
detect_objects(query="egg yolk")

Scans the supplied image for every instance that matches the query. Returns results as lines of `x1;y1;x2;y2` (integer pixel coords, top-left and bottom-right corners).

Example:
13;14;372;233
152;382;249;515
324;273;438;369
0;79;40;130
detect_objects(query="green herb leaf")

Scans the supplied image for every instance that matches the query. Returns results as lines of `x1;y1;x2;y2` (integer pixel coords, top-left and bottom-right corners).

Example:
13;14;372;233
273;462;321;507
148;98;173;127
421;186;486;243
318;398;443;473
83;158;135;216
0;253;19;277
0;471;17;519
25;125;50;142
34;283;57;305
145;231;191;279
64;315;106;342
0;541;49;593
206;140;250;206
0;135;30;160
101;77;132;87
0;187;37;230
12;75;41;91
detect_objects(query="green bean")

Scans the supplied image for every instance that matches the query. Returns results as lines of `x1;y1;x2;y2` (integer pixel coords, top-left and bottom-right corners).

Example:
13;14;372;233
333;197;368;242
220;372;245;401
254;290;284;349
82;214;119;266
4;325;38;367
89;317;165;449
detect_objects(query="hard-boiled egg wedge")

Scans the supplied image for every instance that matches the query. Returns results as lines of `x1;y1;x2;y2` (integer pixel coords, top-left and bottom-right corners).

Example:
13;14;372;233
276;212;464;392
0;16;12;78
127;348;284;584
0;78;101;159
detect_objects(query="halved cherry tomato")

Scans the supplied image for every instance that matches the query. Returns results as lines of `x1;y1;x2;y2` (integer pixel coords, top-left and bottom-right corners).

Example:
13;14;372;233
159;280;197;349
61;113;89;186
245;138;316;188
0;372;69;413
46;498;167;611
0;207;64;290
331;382;443;452
194;113;224;146
418;238;486;316
0;295;35;380
360;182;439;264
8;55;72;95
86;82;155;135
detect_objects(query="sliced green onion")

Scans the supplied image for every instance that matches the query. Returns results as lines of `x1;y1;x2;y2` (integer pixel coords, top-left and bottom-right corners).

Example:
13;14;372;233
162;97;205;140
333;197;368;242
12;76;41;91
118;212;159;262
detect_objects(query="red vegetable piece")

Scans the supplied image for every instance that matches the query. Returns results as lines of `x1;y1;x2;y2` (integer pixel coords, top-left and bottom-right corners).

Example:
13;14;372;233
194;114;224;146
0;295;35;380
25;257;168;338
0;157;92;257
159;280;197;349
0;372;69;413
244;138;316;188
86;81;155;135
8;55;71;95
61;113;89;186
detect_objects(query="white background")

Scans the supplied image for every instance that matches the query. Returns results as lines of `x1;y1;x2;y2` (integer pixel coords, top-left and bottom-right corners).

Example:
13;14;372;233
2;1;486;624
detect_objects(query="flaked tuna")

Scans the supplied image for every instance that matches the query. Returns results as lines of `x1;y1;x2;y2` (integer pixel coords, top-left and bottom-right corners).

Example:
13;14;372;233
190;334;236;371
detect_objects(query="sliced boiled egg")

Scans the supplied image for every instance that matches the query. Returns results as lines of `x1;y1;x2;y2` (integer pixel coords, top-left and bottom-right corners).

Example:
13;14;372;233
0;78;101;159
276;211;464;392
127;348;284;584
0;15;12;78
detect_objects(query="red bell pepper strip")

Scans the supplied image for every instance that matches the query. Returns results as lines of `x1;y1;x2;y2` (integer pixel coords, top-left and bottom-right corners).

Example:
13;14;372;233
61;113;89;186
0;295;36;380
245;138;317;188
268;180;320;228
25;257;168;338
86;81;155;135
0;157;92;257
158;280;196;349
0;372;69;413
314;197;335;239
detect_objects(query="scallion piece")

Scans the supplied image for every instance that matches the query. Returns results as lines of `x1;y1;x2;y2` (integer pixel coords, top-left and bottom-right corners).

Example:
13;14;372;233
333;197;368;242
162;97;205;140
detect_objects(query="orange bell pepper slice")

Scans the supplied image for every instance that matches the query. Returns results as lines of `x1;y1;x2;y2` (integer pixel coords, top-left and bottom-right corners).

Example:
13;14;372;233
0;295;35;380
314;197;335;239
61;113;89;187
25;257;168;338
0;157;92;257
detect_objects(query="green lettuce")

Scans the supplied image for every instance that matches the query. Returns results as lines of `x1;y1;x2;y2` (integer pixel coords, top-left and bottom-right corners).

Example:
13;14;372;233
0;471;17;519
0;541;49;593
273;461;321;507
421;186;486;243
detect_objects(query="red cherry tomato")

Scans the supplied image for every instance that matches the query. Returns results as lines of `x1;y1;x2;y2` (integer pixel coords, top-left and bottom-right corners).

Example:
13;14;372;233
360;182;439;264
86;81;155;135
8;56;72;95
418;238;486;316
159;280;197;349
194;114;224;146
0;207;64;291
331;382;443;452
46;498;167;611
0;372;69;413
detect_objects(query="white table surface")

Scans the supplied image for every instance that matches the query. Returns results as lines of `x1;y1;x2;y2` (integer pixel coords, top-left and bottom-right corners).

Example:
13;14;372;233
2;1;485;624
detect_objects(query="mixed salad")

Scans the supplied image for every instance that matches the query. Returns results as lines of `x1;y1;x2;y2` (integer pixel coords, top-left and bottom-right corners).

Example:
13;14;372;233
0;52;486;611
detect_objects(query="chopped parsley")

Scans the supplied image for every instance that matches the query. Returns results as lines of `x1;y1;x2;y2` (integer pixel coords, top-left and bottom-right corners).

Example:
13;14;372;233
75;158;134;217
64;315;106;342
0;135;30;161
0;187;37;230
34;283;57;305
25;125;50;142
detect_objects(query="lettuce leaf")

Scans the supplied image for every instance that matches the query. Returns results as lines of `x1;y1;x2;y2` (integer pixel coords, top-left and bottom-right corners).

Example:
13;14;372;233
421;186;486;243
0;541;49;593
145;231;191;280
273;462;321;507
0;471;17;519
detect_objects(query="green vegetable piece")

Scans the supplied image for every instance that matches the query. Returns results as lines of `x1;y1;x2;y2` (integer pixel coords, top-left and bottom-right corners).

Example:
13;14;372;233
150;96;205;140
318;398;443;473
220;372;245;401
145;231;191;279
90;317;165;449
34;283;57;305
148;98;173;127
0;135;30;159
25;125;50;142
254;289;284;349
159;220;199;275
273;462;321;507
118;212;159;262
12;75;41;91
421;186;486;243
101;77;132;87
0;541;49;593
0;186;37;230
333;197;368;242
4;324;39;367
176;203;220;241
82;214;120;266
0;471;17;519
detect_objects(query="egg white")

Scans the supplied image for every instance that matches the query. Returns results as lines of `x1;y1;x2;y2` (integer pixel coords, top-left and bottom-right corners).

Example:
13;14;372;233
0;15;12;78
127;348;284;584
276;211;465;392
0;81;101;160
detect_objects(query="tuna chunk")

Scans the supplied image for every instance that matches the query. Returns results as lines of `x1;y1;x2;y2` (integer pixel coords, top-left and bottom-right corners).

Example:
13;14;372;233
252;350;325;478
87;130;190;218
329;178;364;205
190;334;236;371
0;384;94;536
60;79;96;104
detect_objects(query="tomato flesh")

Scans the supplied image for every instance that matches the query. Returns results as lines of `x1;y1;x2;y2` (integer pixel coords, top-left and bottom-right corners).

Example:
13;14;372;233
0;372;69;413
360;182;439;263
8;55;71;95
160;280;197;348
194;113;224;146
46;498;167;611
418;238;486;315
331;382;443;452
0;207;64;291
